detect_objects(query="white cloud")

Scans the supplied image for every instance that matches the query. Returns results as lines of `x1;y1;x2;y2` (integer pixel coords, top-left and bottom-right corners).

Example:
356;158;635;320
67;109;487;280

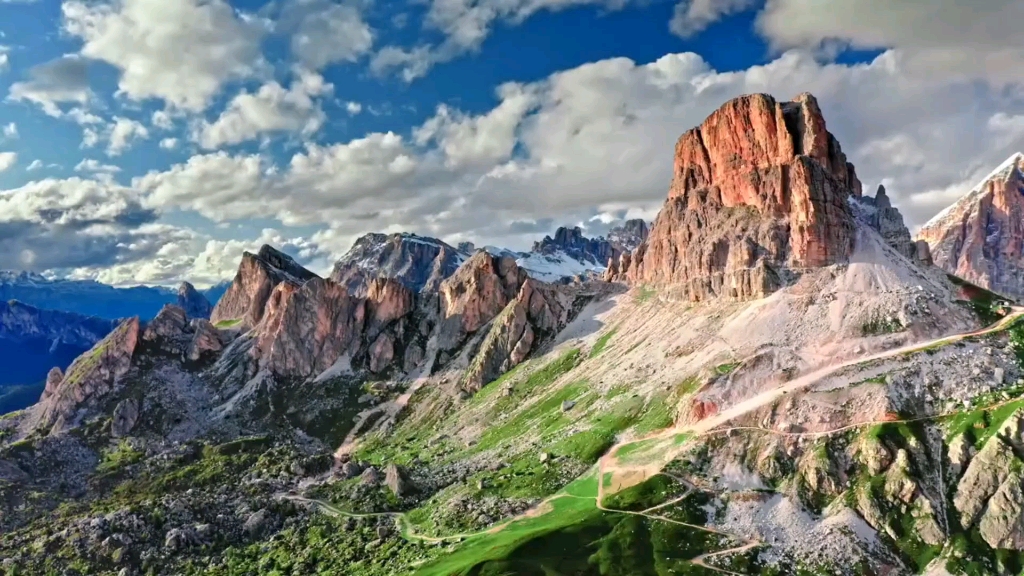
0;46;9;72
152;110;174;130
670;0;757;38
1;123;16;139
62;0;267;112
414;83;538;168
25;160;43;171
755;0;1024;85
345;101;363;115
195;70;333;149
7;55;92;117
107;117;149;155
74;158;122;173
281;0;374;70
0;152;15;172
159;138;178;150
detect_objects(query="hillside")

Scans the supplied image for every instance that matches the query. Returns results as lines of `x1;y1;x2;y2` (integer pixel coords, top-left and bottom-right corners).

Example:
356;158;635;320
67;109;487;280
2;92;1024;576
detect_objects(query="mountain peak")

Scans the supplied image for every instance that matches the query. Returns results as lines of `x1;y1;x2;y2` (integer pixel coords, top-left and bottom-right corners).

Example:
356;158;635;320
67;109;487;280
917;153;1024;299
609;91;863;300
176;281;212;319
210;245;319;328
329;232;465;296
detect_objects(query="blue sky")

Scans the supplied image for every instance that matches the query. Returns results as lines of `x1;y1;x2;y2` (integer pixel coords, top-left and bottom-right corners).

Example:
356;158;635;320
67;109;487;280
0;0;1021;286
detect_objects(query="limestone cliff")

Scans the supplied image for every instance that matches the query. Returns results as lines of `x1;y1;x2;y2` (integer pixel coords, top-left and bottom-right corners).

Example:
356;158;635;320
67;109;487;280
608;93;863;301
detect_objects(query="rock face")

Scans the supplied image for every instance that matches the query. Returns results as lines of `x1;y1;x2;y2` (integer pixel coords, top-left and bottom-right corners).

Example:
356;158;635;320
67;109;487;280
437;252;527;350
917;153;1024;299
461;279;574;391
34;317;141;432
608;93;864;301
210;245;319;329
329;233;468;296
187;319;226;361
176;282;213;319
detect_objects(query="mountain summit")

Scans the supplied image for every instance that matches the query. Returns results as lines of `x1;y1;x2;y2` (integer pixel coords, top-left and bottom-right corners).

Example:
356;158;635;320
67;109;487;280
917;152;1024;299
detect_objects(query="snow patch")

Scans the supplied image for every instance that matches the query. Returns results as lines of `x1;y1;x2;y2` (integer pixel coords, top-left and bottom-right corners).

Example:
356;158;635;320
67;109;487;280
516;250;605;282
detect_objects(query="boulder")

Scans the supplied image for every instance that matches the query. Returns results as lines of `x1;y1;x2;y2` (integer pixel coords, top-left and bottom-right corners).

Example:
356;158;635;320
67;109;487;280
110;398;140;438
384;463;410;497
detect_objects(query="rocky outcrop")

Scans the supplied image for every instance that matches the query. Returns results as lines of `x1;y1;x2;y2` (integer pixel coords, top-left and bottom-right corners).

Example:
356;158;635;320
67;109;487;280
143;305;189;342
176;282;212;319
609;93;863;301
250;273;421;379
329;233;468;296
210;245;319;329
253;279;367;378
918;153;1024;299
461;279;574;391
34;317;141;432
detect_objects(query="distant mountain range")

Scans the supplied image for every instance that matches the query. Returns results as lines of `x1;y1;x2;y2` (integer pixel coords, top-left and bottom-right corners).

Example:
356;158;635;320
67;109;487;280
0;272;228;320
0;299;120;414
328;220;650;292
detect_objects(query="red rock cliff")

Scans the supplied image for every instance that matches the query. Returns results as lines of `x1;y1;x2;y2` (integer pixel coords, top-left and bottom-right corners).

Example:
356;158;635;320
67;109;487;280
609;93;862;301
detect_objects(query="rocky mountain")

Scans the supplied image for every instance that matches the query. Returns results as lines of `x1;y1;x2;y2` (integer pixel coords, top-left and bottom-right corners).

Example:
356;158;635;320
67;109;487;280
329;233;469;297
5;92;1024;576
177;282;213;319
0;271;227;320
917;152;1024;300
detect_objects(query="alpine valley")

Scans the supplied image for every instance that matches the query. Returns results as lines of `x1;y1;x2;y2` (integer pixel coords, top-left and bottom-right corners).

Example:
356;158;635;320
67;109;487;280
6;92;1024;576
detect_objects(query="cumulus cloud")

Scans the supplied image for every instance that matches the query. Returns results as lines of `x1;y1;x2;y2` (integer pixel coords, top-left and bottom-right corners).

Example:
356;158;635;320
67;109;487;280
159;138;178;150
195;70;333;149
0;46;8;72
25;160;43;171
1;123;16;139
62;0;267;112
279;0;374;70
0;152;16;172
80;116;150;155
7;55;92;117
